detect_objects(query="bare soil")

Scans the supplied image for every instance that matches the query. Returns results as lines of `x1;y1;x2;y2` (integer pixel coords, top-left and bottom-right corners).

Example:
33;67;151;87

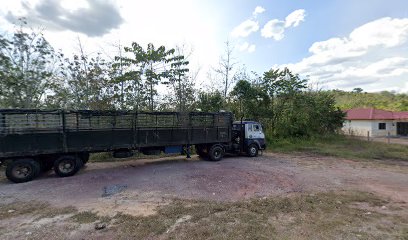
0;152;407;239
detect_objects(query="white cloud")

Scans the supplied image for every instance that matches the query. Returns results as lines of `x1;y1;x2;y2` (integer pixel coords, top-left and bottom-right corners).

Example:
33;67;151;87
231;19;259;38
284;9;306;28
261;19;285;40
239;42;250;51
238;42;256;53
230;6;266;39
253;6;265;17
278;17;408;92
0;0;222;91
247;44;256;53
261;9;306;41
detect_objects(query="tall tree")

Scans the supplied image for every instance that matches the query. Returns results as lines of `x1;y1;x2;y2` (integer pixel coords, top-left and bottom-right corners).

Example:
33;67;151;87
116;42;176;111
229;69;268;120
108;41;127;109
211;41;238;98
54;39;113;110
0;19;60;108
163;45;194;111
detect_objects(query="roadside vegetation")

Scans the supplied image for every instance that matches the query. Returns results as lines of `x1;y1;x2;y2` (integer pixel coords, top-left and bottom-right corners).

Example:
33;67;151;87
1;191;407;239
0;20;344;139
268;134;408;161
1;20;407;161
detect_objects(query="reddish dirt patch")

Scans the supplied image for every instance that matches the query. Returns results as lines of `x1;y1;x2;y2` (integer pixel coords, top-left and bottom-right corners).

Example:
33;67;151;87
0;153;407;216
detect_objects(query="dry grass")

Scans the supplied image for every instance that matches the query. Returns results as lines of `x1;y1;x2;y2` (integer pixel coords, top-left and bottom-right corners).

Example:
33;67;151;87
108;191;407;240
89;152;181;163
268;135;408;162
1;191;407;239
70;211;100;224
0;201;75;220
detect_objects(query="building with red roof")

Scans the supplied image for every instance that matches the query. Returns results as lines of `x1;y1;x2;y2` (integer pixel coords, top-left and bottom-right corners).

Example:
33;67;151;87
343;108;408;137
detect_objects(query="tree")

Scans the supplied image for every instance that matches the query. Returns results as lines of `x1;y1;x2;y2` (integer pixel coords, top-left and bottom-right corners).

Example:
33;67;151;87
211;41;238;98
51;38;113;110
260;68;307;132
229;69;267;120
0;19;60;108
116;42;176;111
163;45;195;112
108;41;127;109
230;80;257;119
195;91;224;112
353;87;363;93
258;68;344;138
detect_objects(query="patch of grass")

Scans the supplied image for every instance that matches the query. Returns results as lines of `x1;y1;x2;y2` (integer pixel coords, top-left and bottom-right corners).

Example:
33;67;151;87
1;192;406;239
70;211;112;224
89;152;113;162
71;211;100;224
0;201;49;220
108;191;406;240
89;151;183;163
268;134;408;161
0;201;76;220
36;206;77;219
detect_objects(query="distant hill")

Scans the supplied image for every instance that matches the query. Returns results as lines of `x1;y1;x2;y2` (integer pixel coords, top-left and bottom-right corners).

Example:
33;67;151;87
329;90;408;111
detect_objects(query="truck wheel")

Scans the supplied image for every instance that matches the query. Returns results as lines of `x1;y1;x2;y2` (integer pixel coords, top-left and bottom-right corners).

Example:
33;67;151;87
53;155;83;177
208;145;224;161
6;159;41;183
247;144;259;157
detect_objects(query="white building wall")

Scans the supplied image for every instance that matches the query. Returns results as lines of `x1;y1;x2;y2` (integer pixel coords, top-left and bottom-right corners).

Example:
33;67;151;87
342;120;396;137
370;120;396;137
342;120;372;136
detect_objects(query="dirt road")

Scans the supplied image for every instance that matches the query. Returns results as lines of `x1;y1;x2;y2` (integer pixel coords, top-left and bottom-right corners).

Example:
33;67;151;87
0;153;407;239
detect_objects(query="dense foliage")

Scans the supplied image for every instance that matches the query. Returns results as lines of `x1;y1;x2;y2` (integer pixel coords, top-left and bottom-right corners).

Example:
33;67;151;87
331;90;408;111
0;22;60;108
0;22;363;138
229;69;345;138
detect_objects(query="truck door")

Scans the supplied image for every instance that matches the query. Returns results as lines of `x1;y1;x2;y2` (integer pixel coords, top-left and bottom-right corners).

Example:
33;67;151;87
245;123;266;149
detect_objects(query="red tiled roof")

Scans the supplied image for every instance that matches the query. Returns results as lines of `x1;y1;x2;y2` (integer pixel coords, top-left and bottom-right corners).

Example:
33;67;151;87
393;111;408;119
345;108;408;120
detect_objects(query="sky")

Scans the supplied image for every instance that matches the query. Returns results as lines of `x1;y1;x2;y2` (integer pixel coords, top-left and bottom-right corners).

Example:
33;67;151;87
1;0;408;93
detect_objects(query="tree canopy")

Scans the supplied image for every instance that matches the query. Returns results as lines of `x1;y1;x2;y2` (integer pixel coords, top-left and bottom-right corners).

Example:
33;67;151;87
5;22;402;139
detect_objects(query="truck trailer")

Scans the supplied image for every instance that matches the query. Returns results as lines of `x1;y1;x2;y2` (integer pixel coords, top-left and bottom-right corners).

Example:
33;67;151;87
0;109;266;183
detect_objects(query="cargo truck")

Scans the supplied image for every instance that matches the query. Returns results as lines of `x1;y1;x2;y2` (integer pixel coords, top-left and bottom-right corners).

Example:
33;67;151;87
0;109;266;183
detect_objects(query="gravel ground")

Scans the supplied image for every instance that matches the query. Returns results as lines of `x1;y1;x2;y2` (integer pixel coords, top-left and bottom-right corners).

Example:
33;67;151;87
0;152;407;215
0;153;407;239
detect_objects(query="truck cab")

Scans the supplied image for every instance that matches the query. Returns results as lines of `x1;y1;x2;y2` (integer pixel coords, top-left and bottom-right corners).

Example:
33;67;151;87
232;121;266;157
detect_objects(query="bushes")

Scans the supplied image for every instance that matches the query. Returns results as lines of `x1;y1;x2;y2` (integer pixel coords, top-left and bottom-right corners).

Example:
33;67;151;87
230;68;345;139
270;91;344;138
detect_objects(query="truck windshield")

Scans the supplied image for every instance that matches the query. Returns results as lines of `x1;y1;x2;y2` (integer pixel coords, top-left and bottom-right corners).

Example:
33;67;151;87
253;124;262;132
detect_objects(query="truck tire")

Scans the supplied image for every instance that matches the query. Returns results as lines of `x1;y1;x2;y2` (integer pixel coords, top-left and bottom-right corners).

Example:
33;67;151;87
208;145;224;161
6;159;41;183
247;144;259;157
53;155;83;178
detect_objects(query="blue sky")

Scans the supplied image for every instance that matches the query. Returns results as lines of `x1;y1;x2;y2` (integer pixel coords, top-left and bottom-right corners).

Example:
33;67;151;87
1;0;408;93
225;0;408;70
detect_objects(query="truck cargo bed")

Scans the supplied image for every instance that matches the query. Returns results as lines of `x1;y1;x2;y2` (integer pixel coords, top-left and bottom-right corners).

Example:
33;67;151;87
0;109;232;159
